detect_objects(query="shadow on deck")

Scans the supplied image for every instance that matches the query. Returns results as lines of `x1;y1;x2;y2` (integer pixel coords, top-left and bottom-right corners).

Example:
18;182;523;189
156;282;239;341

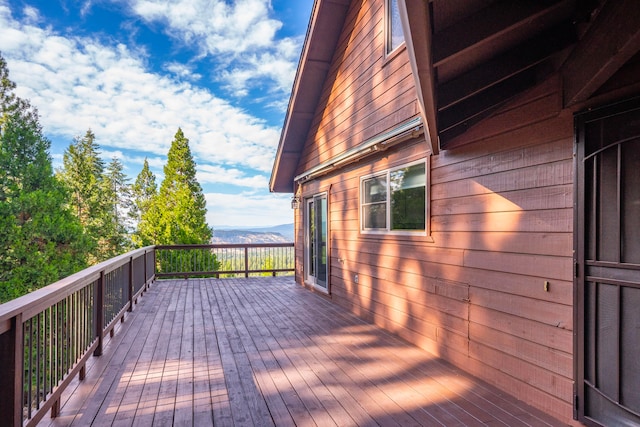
39;277;564;426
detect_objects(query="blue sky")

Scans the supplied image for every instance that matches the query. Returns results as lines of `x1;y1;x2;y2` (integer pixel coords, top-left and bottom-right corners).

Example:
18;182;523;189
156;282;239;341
0;0;313;227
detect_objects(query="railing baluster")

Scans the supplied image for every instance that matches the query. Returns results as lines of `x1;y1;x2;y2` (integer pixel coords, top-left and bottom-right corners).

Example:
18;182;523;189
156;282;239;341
66;296;71;376
44;308;49;401
94;272;104;357
128;257;134;312
36;313;41;410
244;247;249;277
26;317;32;419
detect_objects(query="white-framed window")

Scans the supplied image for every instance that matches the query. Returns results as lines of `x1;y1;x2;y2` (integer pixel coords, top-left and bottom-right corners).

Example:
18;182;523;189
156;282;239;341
385;0;405;55
360;159;428;234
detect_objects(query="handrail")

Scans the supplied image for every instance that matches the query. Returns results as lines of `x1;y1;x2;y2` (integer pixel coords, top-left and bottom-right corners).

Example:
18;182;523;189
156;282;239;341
0;247;154;332
0;246;156;427
0;242;294;426
155;243;295;278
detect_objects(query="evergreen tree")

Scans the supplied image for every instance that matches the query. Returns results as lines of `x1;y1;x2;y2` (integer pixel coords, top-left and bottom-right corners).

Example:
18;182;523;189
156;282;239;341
136;128;212;246
100;157;132;258
0;54;88;302
58;129;107;263
130;158;157;246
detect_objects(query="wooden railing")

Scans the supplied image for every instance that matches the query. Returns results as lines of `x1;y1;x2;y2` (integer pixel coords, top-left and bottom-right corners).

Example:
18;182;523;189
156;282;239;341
155;243;295;278
0;243;294;426
0;247;155;427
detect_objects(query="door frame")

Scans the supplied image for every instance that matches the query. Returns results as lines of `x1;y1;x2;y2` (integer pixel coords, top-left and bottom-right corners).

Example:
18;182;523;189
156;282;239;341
304;192;329;293
574;96;640;425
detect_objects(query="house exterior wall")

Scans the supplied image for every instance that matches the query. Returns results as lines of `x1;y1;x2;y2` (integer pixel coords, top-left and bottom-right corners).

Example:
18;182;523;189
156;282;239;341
296;76;576;422
294;0;419;177
292;1;577;423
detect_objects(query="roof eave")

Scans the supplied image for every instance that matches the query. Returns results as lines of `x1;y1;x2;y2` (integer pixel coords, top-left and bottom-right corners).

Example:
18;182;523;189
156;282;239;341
269;0;352;193
398;0;439;155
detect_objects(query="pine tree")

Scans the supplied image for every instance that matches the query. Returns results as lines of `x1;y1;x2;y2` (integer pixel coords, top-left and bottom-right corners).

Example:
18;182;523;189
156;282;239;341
58;129;108;263
100;157;132;258
136;128;212;246
130;158;157;246
0;54;88;302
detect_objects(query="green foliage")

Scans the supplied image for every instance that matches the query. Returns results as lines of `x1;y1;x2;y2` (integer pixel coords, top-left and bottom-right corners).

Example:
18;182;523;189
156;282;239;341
260;256;275;277
57;131;133;262
57;129;107;262
0;54;88;303
155;247;220;276
100;157;133;258
130;158;157;246
135;128;212;246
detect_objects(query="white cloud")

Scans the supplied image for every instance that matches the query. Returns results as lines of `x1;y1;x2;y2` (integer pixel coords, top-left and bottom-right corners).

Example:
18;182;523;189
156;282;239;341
22;5;41;24
80;1;94;18
0;3;282;172
163;61;201;81
114;0;302;96
126;0;281;54
205;191;293;227
197;164;267;188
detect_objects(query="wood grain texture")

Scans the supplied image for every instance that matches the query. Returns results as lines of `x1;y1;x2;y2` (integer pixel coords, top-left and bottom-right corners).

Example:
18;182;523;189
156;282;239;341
296;0;418;176
293;68;579;422
37;277;565;427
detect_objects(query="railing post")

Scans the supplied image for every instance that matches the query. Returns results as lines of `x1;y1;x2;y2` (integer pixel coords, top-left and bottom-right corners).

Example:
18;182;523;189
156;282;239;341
244;247;249;278
0;314;24;427
143;251;147;288
94;271;104;357
128;256;134;312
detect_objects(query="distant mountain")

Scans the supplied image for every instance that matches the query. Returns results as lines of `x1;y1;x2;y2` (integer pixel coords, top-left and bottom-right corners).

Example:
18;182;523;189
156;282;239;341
247;224;295;240
211;223;294;244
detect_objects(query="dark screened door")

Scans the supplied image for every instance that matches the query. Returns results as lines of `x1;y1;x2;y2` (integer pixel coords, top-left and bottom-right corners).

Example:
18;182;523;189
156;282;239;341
575;97;640;426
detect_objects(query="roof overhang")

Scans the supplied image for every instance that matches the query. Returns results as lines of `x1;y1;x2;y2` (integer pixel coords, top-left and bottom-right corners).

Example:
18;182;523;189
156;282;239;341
398;0;439;155
271;0;640;192
269;0;351;193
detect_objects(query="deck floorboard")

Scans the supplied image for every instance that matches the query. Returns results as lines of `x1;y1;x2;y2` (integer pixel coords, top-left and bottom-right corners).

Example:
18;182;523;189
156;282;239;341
38;277;566;426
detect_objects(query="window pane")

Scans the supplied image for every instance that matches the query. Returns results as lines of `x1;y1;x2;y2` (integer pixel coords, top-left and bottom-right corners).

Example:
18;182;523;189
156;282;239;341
391;163;425;230
364;176;387;203
391;163;425;191
363;203;387;229
388;0;404;53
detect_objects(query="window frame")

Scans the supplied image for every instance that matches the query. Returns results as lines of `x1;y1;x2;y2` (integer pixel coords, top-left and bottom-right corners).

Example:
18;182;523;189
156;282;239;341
360;158;430;236
384;0;406;58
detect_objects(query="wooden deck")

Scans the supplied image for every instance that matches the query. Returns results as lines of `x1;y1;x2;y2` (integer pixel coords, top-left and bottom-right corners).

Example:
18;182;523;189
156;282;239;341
38;277;566;427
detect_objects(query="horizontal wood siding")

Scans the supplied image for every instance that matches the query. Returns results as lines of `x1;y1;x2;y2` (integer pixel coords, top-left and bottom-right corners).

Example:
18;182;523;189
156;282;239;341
296;71;579;423
295;0;419;177
289;0;585;421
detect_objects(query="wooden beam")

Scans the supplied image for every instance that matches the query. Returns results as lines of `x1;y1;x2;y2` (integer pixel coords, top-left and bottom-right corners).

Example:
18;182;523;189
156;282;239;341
432;0;575;66
438;68;541;146
398;0;439;154
563;0;640;106
438;22;576;110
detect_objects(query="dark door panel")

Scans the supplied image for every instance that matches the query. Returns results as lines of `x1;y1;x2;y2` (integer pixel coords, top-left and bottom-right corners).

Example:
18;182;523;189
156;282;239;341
576;97;640;426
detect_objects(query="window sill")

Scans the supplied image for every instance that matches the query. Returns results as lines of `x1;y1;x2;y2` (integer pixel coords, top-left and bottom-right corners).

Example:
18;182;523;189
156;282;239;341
358;231;434;244
383;42;406;67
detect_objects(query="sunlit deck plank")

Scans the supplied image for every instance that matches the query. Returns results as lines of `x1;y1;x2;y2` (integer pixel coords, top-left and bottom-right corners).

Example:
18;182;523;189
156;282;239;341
38;277;564;427
254;282;479;426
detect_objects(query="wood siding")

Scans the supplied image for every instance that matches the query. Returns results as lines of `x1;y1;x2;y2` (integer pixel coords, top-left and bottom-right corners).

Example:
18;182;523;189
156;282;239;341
291;1;578;423
295;71;578;423
295;0;419;177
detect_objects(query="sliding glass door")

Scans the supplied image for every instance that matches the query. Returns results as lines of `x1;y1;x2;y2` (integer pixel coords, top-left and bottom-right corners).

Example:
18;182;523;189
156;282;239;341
305;194;328;292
